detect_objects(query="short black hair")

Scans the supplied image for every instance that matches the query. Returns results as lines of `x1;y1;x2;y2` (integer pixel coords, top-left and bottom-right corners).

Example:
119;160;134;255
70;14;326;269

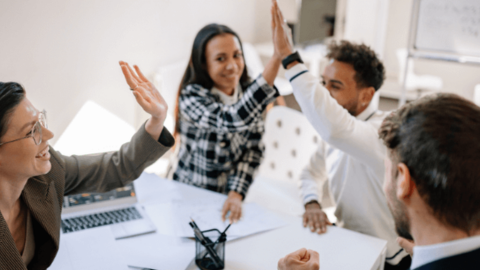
327;40;385;91
0;82;26;140
379;93;480;233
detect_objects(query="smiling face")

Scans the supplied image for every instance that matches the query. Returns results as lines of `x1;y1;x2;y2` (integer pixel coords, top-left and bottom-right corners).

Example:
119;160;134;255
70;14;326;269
322;60;373;116
204;33;245;96
0;98;54;181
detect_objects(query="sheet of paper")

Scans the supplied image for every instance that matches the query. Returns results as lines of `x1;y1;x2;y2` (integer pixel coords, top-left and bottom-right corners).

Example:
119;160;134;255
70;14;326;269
117;232;195;270
133;173;182;205
145;199;287;239
49;226;128;270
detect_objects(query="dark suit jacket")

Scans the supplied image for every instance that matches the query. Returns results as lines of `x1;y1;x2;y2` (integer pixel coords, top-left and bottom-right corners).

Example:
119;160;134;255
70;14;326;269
412;247;480;270
0;125;174;270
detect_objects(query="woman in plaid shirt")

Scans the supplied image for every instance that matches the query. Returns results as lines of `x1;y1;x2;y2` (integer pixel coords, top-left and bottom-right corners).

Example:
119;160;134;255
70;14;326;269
172;23;282;223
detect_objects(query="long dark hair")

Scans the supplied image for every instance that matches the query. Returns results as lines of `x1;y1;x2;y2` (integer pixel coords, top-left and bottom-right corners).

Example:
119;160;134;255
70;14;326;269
0;82;26;140
173;24;250;138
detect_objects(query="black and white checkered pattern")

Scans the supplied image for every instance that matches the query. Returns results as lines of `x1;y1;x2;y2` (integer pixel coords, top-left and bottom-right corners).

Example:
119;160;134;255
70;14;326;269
173;75;279;197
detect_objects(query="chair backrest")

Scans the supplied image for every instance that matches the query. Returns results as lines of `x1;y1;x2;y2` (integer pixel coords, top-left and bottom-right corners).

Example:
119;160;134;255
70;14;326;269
258;106;320;183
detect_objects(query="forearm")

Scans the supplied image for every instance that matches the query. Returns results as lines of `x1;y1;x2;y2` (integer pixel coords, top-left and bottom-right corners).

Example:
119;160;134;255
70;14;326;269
181;77;278;133
62;123;172;195
286;65;385;170
145;116;165;141
262;56;282;86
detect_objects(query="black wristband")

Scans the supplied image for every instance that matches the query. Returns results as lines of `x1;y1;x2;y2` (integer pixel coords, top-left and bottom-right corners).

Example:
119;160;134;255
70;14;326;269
282;51;304;69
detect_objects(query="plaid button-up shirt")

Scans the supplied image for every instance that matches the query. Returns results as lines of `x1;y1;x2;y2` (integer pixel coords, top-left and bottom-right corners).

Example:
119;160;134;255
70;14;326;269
173;75;279;197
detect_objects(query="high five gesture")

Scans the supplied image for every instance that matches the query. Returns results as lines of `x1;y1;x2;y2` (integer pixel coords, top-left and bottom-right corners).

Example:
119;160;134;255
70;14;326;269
119;61;168;139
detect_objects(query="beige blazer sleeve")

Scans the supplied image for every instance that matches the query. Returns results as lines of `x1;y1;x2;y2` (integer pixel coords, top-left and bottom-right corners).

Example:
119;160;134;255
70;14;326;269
57;123;174;195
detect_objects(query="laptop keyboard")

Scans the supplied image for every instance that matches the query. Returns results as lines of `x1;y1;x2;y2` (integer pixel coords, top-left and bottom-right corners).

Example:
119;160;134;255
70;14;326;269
61;206;143;234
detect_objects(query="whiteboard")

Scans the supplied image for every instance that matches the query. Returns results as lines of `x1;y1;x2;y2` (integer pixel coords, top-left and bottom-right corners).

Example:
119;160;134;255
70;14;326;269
414;0;480;57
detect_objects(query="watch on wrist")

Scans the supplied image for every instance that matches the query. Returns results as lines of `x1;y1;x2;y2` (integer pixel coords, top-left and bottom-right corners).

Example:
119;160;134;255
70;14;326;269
282;51;304;69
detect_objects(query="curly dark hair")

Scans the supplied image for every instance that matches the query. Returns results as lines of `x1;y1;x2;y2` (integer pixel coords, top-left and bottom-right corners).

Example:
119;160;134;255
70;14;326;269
379;93;480;233
327;40;385;91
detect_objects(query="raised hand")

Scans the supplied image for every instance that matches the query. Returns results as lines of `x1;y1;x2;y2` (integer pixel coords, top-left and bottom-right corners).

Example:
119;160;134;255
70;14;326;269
119;61;167;139
271;0;294;60
278;248;320;270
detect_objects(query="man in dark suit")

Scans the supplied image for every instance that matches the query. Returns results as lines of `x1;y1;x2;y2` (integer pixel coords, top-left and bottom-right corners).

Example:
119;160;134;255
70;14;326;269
378;93;480;270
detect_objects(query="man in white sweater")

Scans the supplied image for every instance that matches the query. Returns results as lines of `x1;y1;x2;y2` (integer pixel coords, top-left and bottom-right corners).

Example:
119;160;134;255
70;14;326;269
269;1;410;269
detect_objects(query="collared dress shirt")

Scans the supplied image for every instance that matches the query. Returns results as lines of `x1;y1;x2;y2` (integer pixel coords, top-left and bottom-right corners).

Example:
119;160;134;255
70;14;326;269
411;235;480;269
285;63;408;265
173;75;279;198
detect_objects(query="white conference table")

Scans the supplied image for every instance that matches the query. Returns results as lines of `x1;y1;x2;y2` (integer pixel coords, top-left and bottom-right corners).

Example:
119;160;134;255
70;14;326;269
51;173;386;270
133;173;387;270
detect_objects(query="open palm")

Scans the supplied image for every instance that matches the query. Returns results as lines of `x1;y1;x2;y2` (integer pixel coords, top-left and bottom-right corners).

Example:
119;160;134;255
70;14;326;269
119;61;168;123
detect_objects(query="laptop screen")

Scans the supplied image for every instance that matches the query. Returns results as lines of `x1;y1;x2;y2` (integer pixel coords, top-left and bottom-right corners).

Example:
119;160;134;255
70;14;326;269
62;183;137;214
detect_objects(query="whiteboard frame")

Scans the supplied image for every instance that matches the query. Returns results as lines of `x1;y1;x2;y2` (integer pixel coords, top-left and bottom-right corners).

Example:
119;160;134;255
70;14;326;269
399;0;480;106
407;0;480;64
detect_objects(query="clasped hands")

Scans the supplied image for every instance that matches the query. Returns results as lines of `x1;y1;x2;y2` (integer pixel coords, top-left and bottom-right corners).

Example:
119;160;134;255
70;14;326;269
272;1;320;269
271;0;295;63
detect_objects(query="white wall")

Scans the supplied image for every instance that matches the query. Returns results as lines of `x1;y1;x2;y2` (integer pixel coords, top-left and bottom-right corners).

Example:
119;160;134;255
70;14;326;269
0;0;258;144
254;0;298;43
343;0;389;58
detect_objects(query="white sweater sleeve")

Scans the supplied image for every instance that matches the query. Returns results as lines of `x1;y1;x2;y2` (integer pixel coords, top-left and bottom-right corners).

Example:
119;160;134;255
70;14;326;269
285;64;385;173
299;142;327;205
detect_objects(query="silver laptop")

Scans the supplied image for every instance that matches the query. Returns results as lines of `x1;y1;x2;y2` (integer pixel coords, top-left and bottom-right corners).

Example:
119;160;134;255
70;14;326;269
61;183;156;239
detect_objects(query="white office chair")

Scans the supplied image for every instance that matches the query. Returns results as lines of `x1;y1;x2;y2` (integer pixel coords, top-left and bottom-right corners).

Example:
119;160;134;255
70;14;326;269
397;48;443;97
474;84;480;106
255;106;335;209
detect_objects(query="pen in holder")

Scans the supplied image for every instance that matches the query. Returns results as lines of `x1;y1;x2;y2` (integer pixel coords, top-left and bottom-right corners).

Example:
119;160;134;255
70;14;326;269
194;228;226;270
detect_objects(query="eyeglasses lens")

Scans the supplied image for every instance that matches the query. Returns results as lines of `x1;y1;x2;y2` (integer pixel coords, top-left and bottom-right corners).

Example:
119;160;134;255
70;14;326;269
33;122;42;146
39;111;47;128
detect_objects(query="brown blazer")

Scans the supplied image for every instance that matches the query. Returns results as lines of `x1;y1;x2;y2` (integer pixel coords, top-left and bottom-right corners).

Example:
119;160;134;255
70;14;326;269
0;124;174;270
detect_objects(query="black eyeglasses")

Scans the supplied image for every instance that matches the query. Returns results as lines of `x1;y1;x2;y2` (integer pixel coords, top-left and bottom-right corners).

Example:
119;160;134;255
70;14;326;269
0;110;47;146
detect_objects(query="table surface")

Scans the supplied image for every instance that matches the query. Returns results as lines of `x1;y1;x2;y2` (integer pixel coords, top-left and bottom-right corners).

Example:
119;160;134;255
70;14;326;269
52;173;387;270
134;174;387;270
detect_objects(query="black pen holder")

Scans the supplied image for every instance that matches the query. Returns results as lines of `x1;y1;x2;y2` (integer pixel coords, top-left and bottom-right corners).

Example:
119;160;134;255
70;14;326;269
195;228;226;270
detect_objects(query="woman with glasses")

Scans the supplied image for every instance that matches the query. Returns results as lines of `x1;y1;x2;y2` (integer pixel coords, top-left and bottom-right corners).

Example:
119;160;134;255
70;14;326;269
0;62;174;269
